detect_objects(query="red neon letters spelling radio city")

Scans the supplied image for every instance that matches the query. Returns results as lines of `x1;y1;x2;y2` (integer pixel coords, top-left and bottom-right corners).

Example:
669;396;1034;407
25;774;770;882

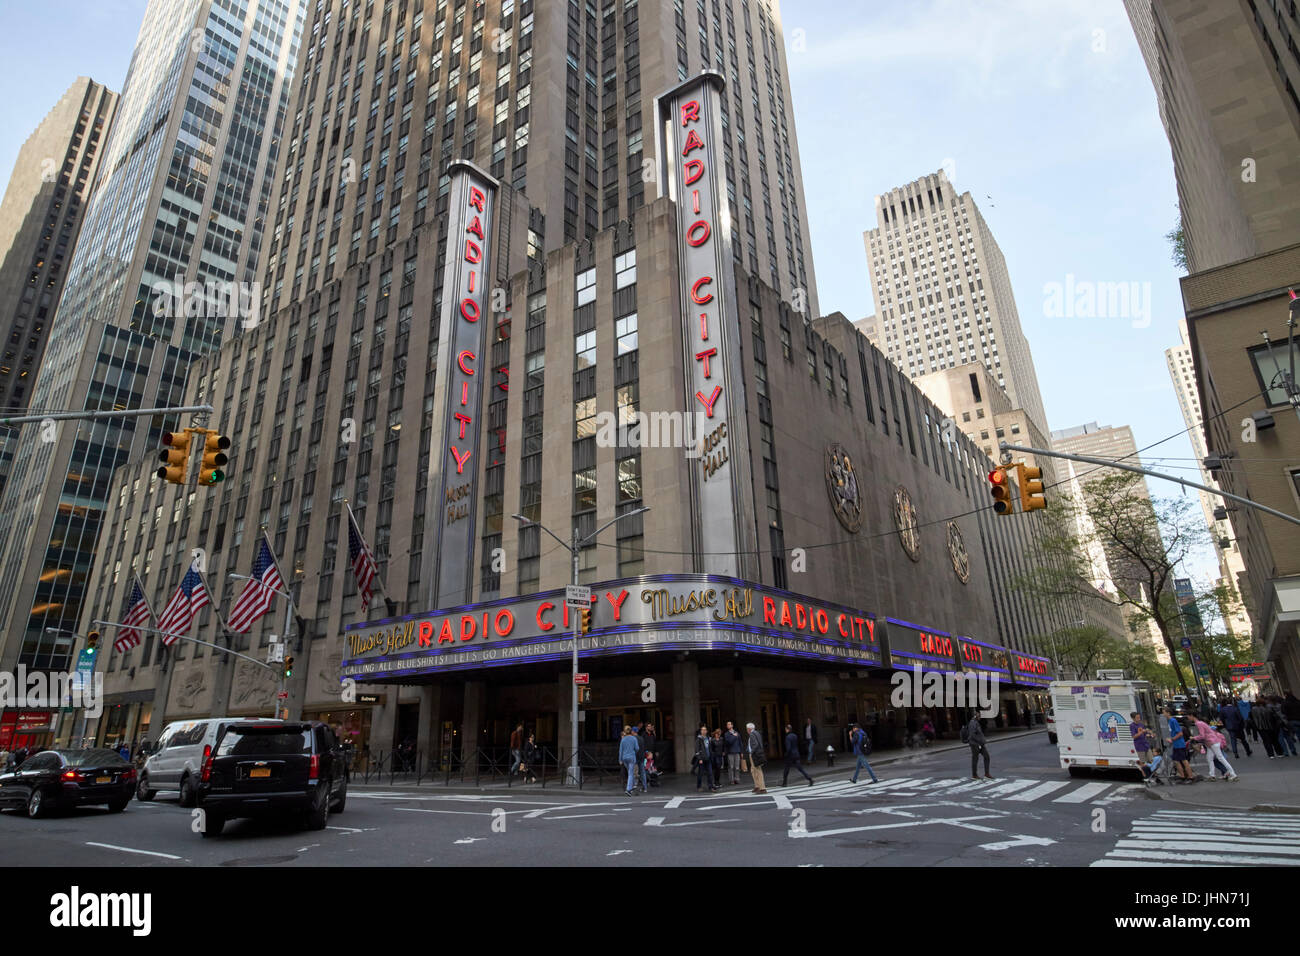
679;98;724;422
448;184;489;477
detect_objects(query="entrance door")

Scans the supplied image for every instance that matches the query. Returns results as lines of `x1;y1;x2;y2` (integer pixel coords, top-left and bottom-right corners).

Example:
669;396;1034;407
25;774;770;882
758;692;779;757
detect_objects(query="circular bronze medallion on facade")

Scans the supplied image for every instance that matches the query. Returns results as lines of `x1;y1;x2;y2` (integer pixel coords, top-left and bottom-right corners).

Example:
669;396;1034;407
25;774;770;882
947;520;970;584
893;485;920;561
824;443;863;533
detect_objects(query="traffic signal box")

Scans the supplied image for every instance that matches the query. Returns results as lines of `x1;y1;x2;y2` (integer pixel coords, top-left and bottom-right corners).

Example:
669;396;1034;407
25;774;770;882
199;433;231;485
988;468;1013;516
579;607;592;634
85;630;100;654
1017;464;1046;512
283;655;295;679
157;431;192;484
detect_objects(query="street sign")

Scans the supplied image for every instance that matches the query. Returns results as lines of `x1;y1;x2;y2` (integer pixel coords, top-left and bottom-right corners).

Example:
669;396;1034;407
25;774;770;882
565;585;592;608
1180;638;1192;649
267;640;284;663
574;673;590;685
277;691;289;699
1192;653;1202;664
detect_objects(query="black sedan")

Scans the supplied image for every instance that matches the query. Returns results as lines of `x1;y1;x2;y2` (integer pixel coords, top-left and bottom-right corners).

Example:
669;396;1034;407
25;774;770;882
0;749;136;817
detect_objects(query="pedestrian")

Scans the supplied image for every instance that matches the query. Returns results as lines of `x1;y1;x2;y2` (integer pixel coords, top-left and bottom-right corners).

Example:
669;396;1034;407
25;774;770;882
694;725;718;791
1130;712;1159;785
521;732;539;783
724;720;742;785
633;724;649;793
642;723;658;789
1219;699;1251;758
619;726;639;796
508;723;524;777
782;724;814;787
1252;702;1281;758
1270;697;1298;756
1190;717;1238;781
966;712;993;780
848;722;878;784
1238;696;1257;742
1163;706;1196;781
804;717;818;764
1283;691;1300;744
118;740;130;762
743;722;768;794
710;728;725;785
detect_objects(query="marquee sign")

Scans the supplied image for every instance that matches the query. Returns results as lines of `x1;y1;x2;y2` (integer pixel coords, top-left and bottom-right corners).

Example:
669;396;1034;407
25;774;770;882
1011;651;1054;686
340;574;880;680
956;636;1013;677
656;72;757;579
882;618;961;672
423;160;497;608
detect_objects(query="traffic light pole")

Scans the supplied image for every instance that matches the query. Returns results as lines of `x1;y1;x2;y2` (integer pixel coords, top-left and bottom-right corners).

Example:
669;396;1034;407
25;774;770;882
998;442;1300;528
0;405;214;427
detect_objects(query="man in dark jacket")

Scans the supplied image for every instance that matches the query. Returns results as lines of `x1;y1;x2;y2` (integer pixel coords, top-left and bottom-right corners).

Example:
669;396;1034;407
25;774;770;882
848;723;878;784
744;722;767;793
724;721;742;785
782;724;813;787
1284;692;1300;744
1219;700;1251;758
693;725;718;791
967;713;993;780
803;717;818;764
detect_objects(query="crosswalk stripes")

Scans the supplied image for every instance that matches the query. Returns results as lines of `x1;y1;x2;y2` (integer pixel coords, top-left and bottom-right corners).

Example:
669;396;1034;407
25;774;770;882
720;775;1145;806
1092;809;1300;866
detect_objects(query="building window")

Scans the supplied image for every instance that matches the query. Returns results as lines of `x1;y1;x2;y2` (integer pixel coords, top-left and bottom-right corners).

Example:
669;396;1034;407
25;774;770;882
616;313;638;353
576;267;596;306
575;330;596;369
615;250;636;289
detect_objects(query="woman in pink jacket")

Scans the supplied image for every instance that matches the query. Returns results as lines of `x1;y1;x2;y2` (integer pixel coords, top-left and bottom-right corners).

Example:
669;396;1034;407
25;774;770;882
1191;718;1239;781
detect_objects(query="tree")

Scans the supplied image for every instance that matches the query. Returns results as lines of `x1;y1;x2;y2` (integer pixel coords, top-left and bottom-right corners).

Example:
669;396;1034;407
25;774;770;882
1013;472;1210;695
1166;204;1187;273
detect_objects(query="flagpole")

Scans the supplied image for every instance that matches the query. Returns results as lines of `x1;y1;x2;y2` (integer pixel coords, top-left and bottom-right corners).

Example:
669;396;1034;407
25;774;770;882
260;527;301;623
344;498;397;617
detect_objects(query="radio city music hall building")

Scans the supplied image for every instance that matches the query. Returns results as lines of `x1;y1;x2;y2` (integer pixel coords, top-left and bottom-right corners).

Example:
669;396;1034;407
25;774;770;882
81;68;1062;772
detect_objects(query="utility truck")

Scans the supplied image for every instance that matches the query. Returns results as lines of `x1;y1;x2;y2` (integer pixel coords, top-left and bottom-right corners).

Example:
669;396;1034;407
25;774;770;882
1049;671;1162;777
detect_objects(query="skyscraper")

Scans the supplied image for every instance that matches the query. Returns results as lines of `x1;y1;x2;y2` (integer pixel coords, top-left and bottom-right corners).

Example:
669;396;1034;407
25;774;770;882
1165;318;1252;637
1125;0;1300;272
69;0;1061;763
0;78;118;494
0;0;308;674
861;168;1049;437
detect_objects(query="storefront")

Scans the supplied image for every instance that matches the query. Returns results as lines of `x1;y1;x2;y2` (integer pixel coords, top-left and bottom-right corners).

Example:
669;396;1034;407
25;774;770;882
0;710;55;751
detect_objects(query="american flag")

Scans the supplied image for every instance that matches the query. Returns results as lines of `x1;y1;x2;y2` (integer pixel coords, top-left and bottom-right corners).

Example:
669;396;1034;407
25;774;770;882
114;578;153;653
347;508;378;610
227;538;284;633
156;564;210;644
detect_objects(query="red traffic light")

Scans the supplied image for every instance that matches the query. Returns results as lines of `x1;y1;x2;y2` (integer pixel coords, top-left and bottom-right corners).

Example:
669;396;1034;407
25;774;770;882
988;468;1013;516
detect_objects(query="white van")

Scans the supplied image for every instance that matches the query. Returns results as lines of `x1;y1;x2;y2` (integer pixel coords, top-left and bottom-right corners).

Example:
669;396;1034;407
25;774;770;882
1050;678;1162;777
138;717;275;806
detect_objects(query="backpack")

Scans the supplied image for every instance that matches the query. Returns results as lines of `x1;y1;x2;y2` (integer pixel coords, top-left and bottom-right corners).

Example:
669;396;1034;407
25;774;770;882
855;729;872;755
959;723;970;744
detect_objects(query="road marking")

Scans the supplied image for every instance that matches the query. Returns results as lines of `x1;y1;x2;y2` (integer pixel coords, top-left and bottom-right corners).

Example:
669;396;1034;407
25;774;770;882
297;843;321;852
979;834;1057;851
1093;809;1300;866
664;797;685;809
85;842;183;860
1052;782;1111;803
1005;781;1070;802
607;849;633;856
644;816;741;827
980;779;1039;798
394;807;497;816
789;813;1004;840
453;837;484;844
772;793;792;809
944;779;995;794
547;812;615;820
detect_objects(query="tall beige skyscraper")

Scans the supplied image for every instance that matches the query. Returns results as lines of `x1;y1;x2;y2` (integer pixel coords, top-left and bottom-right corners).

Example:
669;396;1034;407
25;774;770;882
861;168;1048;437
1124;0;1300;273
1165;319;1253;637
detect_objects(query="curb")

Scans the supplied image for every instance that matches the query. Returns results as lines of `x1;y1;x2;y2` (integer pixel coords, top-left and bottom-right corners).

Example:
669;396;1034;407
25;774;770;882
1144;785;1300;813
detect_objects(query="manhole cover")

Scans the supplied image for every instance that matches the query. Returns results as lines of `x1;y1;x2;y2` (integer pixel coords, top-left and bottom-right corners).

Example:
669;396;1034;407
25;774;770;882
219;855;298;867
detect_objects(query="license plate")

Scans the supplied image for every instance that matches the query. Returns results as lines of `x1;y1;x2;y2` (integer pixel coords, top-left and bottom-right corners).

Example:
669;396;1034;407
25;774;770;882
1096;759;1109;767
96;776;111;784
250;767;271;778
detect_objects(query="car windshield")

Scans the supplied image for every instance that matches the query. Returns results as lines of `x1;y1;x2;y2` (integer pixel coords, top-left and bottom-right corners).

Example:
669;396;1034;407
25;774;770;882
64;749;128;767
216;728;312;757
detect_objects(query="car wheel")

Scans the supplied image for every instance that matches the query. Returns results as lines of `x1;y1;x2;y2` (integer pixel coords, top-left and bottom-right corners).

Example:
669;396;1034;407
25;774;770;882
136;773;156;802
330;781;347;814
1067;766;1084;778
107;799;129;813
305;786;330;830
178;772;196;808
1048;733;1057;745
200;813;225;838
26;788;47;819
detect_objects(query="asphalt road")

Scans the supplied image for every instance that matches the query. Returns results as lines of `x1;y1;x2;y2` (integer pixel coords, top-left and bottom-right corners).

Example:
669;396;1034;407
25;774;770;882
3;735;1296;866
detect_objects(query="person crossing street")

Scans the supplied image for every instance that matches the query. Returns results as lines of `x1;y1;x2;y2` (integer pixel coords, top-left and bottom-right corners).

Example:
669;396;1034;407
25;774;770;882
848;723;878;784
966;712;993;780
744;722;768;794
782;724;814;787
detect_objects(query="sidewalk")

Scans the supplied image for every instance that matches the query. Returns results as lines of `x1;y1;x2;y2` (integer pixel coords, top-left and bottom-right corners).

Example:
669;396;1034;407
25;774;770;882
350;727;1045;794
1146;752;1300;813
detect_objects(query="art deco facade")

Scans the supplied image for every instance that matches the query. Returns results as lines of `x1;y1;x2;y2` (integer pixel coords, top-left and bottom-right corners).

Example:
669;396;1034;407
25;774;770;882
0;0;308;675
860;169;1049;438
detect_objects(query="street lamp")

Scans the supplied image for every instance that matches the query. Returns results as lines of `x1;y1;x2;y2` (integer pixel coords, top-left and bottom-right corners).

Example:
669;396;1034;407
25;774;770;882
512;505;650;786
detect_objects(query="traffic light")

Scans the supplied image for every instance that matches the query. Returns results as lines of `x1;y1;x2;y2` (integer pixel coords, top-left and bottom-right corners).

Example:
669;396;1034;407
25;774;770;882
579;686;591;704
85;630;100;655
1017;463;1046;512
198;433;230;485
579;607;592;634
988;468;1013;516
283;655;295;679
157;430;192;484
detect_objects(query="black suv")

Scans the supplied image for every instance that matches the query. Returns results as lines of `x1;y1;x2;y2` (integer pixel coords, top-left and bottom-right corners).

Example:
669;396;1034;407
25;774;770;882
197;720;347;837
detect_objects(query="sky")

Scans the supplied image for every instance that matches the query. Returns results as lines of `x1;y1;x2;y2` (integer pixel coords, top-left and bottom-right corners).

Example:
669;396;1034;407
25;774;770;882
0;0;1220;586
